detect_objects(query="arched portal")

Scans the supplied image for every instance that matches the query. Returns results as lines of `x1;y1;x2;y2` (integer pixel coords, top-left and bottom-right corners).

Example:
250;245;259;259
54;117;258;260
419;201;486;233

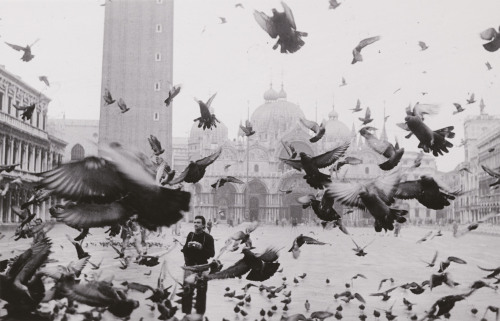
71;144;85;160
249;197;259;221
214;183;237;222
243;179;268;222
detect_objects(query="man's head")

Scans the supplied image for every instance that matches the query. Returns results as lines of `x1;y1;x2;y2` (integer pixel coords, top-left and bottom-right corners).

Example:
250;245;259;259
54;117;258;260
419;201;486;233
194;215;206;233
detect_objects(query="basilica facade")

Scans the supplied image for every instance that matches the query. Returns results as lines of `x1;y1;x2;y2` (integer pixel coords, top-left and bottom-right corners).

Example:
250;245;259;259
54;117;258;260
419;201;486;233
178;84;444;225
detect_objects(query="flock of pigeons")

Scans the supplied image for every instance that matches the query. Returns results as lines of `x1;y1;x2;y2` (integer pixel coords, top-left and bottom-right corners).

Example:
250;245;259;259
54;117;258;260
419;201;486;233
1;0;500;320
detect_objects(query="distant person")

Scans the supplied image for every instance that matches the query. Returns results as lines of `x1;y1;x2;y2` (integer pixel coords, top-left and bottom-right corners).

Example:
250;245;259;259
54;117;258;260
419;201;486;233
452;220;459;237
292;217;298;229
207;219;213;234
181;216;215;315
394;221;401;237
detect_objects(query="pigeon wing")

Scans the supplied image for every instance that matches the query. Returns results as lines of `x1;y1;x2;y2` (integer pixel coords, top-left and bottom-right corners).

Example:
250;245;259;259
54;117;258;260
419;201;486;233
482;165;500;178
480;28;498;41
196;148;222;166
5;42;25;51
326;181;365;209
280;158;303;171
300;118;320;133
253;10;277;38
356;36;381;51
206;259;251;280
38;156;128;203
281;1;297;30
312;141;350;168
395;180;422;200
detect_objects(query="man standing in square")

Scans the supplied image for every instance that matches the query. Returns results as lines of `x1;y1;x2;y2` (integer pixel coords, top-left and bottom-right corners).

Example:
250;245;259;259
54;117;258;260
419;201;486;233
181;216;215;315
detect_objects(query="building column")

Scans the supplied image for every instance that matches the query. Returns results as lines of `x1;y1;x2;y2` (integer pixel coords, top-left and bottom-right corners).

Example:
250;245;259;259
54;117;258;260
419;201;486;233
7;136;13;165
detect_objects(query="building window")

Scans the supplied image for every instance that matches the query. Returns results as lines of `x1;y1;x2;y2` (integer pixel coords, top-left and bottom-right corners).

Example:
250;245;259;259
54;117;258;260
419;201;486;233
365;167;369;174
156;24;162;32
36;111;40;128
254;164;259;172
155;53;161;61
43;114;46;130
8;97;12;115
71;144;85;161
154;82;161;91
153;112;160;121
0;92;3;111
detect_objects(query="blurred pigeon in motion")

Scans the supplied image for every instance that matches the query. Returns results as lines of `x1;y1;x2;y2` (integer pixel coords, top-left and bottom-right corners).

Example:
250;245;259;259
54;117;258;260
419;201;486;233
378;278;395;290
40;143;191;230
395;175;459;210
339;77;347;86
420;291;474;320
240;120;256;137
351;238;375;256
327;170;407;232
329;0;341;9
38;75;50;87
453;103;465;115
211;176;244;189
359;127;404;170
481;165;500;187
169;147;222;184
103;88;115;105
288;234;328;256
219;17;227;24
253;1;308;53
0;237;51;318
5;41;36;62
478;265;500;279
0;164;19;173
330;156;362;174
164;84;182;107
300;118;326;143
480;26;500;52
194;93;220;130
350;99;362;112
13;103;36;121
455;212;500;237
418;41;429;51
438;256;467;273
421;251;438;267
351;36;381;64
148;135;164;156
59;275;139;318
230;221;259;247
358;107;373;125
205;247;281;282
280;142;349;189
466;93;476;104
412;151;424;168
117;98;130;113
486;62;492;70
429;272;457;290
398;104;454;156
281;140;297;159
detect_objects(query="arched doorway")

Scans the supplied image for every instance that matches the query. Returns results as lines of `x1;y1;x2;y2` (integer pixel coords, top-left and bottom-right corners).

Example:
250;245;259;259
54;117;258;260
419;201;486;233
249;197;259;221
243;179;268;222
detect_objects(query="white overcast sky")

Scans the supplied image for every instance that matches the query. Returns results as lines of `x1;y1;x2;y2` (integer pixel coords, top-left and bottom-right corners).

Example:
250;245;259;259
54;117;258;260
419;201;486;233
0;0;499;171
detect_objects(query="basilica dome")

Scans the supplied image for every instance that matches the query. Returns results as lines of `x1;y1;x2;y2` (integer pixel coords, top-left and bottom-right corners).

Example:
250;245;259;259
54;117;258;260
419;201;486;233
251;84;305;138
324;104;352;142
